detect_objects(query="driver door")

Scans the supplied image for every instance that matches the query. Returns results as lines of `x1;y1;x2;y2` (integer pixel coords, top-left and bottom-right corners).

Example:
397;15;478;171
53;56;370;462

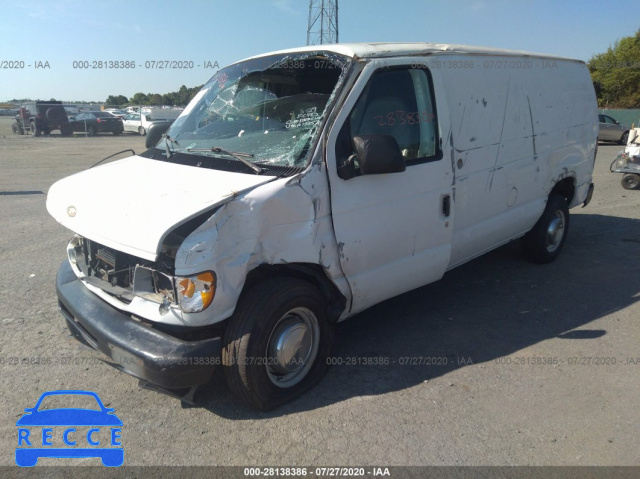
326;60;454;315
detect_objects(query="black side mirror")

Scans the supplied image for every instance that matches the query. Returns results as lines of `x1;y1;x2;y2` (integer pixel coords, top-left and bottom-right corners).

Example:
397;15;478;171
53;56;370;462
146;122;171;148
353;134;406;175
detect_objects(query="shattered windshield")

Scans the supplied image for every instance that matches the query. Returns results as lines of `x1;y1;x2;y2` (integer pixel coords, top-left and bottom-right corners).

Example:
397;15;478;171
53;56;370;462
160;52;350;170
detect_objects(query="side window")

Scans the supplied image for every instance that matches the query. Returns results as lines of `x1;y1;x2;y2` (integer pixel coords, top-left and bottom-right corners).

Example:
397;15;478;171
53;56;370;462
336;66;441;177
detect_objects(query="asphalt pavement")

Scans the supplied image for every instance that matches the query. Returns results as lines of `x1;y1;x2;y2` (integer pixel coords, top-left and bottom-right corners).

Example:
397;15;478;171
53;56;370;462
0;117;638;469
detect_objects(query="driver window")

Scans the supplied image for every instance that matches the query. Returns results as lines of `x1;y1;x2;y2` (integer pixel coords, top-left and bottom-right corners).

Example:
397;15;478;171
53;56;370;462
336;66;440;175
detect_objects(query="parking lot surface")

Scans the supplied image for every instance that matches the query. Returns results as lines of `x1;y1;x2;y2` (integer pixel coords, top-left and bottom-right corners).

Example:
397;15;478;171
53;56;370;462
0;117;639;466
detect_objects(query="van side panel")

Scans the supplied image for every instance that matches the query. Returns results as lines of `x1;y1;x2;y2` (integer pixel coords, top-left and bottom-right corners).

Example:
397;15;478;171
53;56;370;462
440;56;597;268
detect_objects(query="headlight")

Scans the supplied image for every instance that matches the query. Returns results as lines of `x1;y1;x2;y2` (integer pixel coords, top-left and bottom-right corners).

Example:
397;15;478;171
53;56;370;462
616;152;628;168
67;235;83;265
175;271;216;313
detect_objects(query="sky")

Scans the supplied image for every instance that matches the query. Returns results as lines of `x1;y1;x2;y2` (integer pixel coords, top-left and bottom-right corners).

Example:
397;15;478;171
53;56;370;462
0;0;638;103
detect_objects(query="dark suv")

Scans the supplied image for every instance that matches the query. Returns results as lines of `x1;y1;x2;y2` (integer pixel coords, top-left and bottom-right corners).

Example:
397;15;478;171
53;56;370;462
12;101;73;136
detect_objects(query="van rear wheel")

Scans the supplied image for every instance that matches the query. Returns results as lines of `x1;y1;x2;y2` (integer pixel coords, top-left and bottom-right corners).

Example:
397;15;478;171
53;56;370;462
521;193;569;264
222;277;333;411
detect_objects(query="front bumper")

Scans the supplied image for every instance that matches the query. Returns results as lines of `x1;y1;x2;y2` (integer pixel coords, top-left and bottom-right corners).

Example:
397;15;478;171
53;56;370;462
56;260;222;389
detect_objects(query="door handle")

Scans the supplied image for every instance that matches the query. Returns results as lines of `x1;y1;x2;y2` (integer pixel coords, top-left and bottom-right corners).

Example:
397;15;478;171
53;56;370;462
442;195;451;217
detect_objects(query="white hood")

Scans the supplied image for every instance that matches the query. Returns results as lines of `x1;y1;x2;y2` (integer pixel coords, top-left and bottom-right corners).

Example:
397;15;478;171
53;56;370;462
46;155;276;261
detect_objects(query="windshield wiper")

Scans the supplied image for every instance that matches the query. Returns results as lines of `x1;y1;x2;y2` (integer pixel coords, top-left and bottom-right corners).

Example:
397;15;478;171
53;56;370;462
164;134;178;159
186;146;263;174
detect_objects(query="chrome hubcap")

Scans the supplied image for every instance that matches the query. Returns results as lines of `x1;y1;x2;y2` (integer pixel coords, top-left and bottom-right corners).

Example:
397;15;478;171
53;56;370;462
266;307;319;388
545;211;565;252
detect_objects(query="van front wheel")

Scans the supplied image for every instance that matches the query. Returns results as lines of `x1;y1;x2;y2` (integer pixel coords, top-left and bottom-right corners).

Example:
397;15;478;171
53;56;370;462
521;194;569;264
222;278;333;410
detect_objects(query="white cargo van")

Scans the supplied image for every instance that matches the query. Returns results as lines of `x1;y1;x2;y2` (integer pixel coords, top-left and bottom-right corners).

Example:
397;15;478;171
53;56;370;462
47;43;597;410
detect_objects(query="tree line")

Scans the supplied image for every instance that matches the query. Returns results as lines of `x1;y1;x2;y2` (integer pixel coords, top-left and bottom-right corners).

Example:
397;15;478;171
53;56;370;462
589;29;640;108
105;84;203;107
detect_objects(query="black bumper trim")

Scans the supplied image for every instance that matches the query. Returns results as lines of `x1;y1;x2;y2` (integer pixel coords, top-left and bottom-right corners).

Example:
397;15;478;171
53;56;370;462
582;183;595;208
56;260;222;389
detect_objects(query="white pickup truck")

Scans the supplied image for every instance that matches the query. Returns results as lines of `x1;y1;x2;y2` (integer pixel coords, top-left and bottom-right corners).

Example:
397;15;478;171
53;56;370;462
47;43;597;410
122;107;182;136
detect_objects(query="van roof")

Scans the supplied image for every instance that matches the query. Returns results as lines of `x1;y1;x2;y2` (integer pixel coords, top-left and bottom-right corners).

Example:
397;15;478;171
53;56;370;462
244;42;582;63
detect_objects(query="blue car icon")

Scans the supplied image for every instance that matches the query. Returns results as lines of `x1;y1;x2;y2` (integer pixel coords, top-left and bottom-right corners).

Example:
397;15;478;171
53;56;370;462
16;390;123;467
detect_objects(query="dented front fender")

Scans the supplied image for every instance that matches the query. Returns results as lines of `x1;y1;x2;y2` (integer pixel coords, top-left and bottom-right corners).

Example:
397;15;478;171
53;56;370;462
175;163;350;327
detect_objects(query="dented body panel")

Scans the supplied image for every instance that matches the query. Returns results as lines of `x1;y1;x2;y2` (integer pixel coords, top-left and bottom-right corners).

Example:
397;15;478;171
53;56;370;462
434;55;597;268
171;158;350;326
47;43;597;392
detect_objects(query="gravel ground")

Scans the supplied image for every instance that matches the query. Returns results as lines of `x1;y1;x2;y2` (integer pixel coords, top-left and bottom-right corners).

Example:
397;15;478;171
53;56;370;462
0;116;639;469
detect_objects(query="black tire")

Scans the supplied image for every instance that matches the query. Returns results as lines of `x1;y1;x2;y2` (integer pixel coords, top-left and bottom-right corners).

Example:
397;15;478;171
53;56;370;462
222;277;334;411
112;129;122;136
138;126;146;136
619;131;629;145
521;194;570;264
87;125;97;137
621;174;640;190
60;125;73;136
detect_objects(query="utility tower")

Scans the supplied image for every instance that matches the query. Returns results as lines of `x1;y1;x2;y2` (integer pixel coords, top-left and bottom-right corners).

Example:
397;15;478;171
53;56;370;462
306;0;339;45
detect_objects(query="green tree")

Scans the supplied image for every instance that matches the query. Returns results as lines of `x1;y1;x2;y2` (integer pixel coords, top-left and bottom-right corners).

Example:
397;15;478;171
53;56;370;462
149;93;163;106
161;92;176;106
588;29;640;108
105;84;205;108
105;94;129;106
129;92;150;105
177;85;190;106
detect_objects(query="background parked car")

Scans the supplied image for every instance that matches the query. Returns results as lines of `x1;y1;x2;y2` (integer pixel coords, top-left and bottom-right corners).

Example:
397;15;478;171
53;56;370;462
104;108;127;119
122;113;145;135
598;114;629;144
68;112;124;136
122;108;180;136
